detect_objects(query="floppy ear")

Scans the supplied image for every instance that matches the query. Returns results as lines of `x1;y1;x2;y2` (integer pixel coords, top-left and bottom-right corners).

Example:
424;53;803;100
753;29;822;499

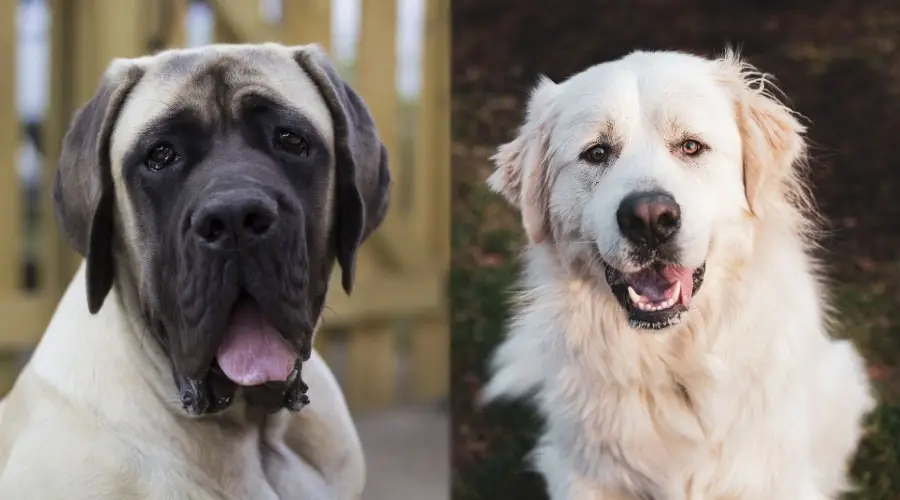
52;62;144;313
719;51;808;219
293;45;391;295
487;76;558;244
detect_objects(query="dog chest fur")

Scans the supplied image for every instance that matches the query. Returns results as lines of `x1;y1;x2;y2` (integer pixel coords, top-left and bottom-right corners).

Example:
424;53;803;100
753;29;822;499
485;236;872;500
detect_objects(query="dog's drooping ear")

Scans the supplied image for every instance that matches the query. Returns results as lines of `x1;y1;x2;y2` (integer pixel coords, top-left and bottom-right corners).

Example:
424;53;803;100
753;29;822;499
293;44;392;294
52;62;144;314
487;76;558;244
718;51;808;220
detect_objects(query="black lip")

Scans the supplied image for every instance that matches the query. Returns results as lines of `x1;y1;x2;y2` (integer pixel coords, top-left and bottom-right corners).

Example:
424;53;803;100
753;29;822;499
604;263;706;330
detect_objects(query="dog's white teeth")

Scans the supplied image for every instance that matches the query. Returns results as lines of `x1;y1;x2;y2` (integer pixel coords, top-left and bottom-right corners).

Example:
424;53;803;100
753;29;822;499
627;286;643;304
630;282;680;312
670;281;682;302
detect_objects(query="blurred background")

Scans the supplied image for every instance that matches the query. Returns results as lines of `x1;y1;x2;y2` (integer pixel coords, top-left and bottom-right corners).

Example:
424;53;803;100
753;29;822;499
450;0;900;499
0;1;449;499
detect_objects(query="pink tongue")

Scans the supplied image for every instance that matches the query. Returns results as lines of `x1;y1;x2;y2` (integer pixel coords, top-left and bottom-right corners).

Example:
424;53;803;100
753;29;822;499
216;298;296;386
661;265;695;307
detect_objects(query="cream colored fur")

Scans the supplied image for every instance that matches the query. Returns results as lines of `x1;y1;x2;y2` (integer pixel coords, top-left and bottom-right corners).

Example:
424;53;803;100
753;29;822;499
0;264;363;500
0;43;365;500
483;50;874;500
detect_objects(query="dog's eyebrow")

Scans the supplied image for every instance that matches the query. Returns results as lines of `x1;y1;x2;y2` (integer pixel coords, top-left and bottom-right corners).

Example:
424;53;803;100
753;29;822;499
239;93;304;118
579;120;621;150
600;120;618;138
240;94;329;142
138;108;206;139
661;118;711;148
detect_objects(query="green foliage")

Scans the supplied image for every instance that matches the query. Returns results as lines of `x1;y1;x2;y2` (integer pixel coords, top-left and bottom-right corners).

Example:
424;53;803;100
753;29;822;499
847;404;900;500
451;126;543;497
834;276;900;499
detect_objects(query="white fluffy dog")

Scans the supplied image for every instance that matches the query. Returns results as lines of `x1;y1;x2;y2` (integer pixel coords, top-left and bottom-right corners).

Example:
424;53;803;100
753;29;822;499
482;50;875;500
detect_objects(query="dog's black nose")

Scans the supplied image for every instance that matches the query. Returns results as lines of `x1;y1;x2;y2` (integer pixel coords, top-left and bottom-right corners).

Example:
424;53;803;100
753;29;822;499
192;190;278;249
616;190;681;246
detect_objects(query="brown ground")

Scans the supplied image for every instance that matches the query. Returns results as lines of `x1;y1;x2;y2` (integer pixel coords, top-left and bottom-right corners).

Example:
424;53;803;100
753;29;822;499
451;1;900;498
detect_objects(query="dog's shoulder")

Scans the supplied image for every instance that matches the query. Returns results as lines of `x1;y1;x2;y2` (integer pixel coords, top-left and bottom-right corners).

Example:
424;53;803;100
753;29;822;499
0;375;144;498
482;245;586;407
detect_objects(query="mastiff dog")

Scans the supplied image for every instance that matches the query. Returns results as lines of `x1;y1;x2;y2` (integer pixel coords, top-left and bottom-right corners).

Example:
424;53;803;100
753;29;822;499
0;43;390;500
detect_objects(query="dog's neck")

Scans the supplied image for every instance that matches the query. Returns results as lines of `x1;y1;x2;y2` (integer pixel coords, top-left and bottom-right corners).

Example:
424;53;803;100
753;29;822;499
26;263;163;413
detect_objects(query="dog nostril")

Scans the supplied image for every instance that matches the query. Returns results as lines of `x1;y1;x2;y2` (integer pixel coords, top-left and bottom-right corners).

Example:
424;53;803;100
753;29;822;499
626;213;646;234
192;192;278;248
244;211;274;236
656;210;677;231
198;217;226;243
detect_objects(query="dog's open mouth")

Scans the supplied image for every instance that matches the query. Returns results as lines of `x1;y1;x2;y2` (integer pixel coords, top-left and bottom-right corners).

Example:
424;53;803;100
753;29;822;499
177;290;311;416
216;292;300;387
605;262;706;330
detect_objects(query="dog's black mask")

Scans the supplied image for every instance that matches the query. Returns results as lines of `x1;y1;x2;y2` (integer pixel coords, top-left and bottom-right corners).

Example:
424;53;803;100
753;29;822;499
51;46;391;416
144;120;326;414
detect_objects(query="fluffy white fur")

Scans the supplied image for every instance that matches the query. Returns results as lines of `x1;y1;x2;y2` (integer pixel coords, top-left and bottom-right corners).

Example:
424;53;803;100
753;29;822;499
483;50;874;500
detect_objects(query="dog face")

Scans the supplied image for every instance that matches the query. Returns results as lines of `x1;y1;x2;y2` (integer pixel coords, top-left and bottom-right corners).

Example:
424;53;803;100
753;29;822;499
490;50;805;330
53;44;390;414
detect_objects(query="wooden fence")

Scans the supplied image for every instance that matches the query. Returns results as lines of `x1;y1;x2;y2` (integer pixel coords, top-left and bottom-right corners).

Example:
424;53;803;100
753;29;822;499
0;0;449;411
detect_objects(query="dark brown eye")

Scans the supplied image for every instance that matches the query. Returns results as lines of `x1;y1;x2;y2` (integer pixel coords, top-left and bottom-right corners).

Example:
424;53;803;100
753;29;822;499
680;139;705;156
274;129;310;156
145;143;179;171
581;144;611;164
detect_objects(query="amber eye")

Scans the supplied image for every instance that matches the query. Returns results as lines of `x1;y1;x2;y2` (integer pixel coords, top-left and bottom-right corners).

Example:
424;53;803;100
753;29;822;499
680;139;705;156
274;129;310;157
145;143;179;171
581;144;611;164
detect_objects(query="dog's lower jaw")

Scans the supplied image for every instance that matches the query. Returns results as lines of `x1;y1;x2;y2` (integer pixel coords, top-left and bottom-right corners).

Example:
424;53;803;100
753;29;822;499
605;263;706;331
176;374;213;416
175;359;309;416
284;359;310;411
175;370;236;416
627;310;688;331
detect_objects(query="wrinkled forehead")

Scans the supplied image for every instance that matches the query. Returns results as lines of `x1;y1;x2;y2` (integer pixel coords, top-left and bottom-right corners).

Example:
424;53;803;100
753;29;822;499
553;52;738;143
111;46;334;161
